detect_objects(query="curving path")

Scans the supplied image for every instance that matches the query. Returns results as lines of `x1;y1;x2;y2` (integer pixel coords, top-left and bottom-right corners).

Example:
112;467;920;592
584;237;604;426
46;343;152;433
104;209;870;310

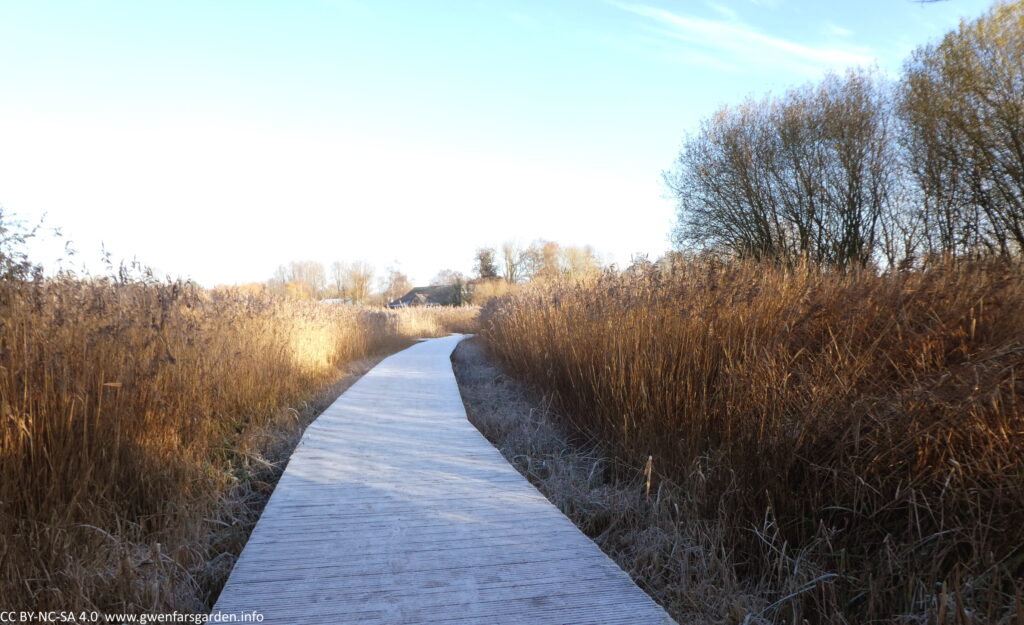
213;334;675;625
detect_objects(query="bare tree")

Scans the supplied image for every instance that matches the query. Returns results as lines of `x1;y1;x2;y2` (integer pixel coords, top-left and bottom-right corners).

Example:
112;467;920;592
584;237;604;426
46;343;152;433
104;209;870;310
271;260;327;298
329;261;346;298
341;261;375;304
666;98;792;262
562;245;602;279
667;68;899;269
430;269;465;286
532;240;563;279
500;242;527;283
518;239;571;280
378;266;412;304
899;0;1024;260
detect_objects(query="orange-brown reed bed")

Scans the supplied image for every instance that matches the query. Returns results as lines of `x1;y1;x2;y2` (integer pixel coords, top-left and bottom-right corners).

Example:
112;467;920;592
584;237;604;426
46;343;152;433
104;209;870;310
0;274;477;610
481;260;1023;622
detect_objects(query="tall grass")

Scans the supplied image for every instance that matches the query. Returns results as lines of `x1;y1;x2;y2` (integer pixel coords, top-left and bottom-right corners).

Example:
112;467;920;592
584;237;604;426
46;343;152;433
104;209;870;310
0;273;477;610
481;260;1023;622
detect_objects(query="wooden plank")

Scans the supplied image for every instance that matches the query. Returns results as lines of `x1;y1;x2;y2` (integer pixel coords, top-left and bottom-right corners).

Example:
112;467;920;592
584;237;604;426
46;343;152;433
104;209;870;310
213;334;675;625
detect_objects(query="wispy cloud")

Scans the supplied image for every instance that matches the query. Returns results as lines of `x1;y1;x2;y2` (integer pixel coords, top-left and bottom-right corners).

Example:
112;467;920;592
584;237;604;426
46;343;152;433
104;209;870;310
610;2;873;76
705;1;738;21
824;22;854;38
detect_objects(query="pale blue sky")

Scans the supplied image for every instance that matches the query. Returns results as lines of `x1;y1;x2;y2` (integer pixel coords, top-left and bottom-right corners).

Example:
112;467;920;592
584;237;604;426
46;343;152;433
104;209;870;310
0;0;993;286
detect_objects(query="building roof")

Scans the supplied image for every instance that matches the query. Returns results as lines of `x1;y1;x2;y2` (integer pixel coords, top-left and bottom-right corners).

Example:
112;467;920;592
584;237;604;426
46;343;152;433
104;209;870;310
388;284;458;307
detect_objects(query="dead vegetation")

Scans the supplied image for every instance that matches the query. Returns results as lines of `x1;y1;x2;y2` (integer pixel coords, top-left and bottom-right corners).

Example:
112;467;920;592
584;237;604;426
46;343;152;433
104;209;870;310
0;272;477;610
477;260;1024;623
453;337;767;624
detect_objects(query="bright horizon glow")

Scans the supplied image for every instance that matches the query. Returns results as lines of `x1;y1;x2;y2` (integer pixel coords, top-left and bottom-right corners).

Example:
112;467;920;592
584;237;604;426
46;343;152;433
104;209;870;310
0;0;994;287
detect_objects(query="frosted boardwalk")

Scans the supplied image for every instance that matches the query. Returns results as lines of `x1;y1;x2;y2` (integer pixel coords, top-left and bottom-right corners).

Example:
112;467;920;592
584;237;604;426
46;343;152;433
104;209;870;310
214;334;675;625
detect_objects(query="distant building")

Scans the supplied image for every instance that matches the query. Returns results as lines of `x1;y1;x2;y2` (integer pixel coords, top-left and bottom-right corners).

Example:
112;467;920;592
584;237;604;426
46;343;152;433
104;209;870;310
388;284;462;308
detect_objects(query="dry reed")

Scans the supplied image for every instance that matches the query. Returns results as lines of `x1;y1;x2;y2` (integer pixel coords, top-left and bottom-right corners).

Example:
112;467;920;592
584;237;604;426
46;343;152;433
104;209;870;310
481;260;1023;623
0;273;477;610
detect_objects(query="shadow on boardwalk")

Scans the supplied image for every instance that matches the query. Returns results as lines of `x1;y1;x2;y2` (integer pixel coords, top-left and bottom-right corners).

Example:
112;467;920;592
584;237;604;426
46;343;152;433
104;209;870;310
214;334;675;625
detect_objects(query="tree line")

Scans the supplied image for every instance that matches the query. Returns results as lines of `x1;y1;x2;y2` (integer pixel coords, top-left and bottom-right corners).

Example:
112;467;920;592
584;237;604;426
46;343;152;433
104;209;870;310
430;242;605;305
666;1;1024;268
266;260;411;305
471;241;603;283
262;241;604;305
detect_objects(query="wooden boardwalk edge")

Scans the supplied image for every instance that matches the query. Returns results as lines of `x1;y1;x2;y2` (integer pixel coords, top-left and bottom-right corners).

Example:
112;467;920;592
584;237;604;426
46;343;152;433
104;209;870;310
213;334;676;625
